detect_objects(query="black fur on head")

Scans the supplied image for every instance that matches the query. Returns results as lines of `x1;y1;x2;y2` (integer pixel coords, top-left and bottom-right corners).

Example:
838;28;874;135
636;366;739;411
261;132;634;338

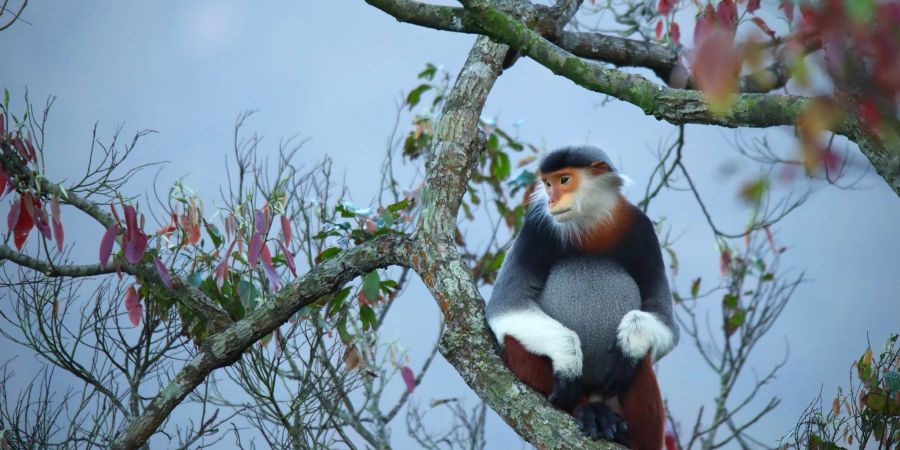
539;145;617;174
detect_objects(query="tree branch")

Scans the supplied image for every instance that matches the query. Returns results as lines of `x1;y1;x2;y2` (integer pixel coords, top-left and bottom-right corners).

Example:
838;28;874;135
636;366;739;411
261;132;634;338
411;33;622;449
109;233;414;449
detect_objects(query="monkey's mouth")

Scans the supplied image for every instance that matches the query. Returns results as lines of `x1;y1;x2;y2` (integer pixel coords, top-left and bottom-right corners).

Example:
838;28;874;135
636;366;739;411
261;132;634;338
550;208;571;216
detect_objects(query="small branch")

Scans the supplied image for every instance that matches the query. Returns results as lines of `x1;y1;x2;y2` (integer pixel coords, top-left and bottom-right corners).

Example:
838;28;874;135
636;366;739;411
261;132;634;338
109;233;414;449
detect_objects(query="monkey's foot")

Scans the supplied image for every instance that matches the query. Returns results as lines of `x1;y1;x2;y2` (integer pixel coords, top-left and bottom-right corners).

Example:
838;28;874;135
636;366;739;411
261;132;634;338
574;402;629;446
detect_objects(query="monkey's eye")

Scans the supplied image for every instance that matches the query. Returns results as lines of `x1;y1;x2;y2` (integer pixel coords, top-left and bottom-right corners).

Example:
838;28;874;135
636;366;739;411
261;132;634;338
559;176;570;185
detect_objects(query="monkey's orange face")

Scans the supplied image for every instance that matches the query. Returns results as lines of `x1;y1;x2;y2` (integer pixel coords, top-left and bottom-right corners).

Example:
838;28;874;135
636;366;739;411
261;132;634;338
539;162;612;223
540;169;581;222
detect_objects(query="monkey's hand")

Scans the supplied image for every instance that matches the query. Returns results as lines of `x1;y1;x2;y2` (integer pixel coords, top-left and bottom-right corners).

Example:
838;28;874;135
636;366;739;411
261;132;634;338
548;373;582;412
598;344;639;396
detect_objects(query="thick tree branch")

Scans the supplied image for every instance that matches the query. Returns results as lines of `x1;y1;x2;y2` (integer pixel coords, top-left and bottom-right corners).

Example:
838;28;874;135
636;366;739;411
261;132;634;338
365;0;788;93
411;34;621;449
109;233;414;449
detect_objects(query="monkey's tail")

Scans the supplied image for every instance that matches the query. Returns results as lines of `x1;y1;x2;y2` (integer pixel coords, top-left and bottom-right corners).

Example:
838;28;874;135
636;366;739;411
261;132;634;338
621;355;665;450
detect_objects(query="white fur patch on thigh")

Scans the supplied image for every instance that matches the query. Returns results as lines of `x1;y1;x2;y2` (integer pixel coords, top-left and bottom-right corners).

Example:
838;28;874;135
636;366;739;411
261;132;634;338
489;307;583;378
616;310;675;360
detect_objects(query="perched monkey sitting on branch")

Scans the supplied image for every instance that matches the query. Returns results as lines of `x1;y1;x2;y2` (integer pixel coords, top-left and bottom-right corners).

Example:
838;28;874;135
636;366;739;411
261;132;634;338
487;145;678;450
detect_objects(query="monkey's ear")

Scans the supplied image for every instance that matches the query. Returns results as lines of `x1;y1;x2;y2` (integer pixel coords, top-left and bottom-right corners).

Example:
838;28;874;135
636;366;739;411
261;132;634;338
590;162;611;175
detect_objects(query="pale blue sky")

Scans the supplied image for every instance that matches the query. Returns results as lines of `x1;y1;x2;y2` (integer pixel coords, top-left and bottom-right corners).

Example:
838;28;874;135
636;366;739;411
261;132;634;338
1;2;898;448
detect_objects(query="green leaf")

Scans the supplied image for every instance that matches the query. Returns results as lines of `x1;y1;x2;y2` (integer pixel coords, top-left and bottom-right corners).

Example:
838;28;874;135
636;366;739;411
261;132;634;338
761;272;775;281
726;308;746;335
362;271;380;302
360;304;377;331
723;293;738;309
3;88;8;109
844;0;874;23
387;198;410;213
491;152;511;180
486;133;500;153
690;277;701;297
205;222;224;248
406;84;432;110
328;287;352;316
665;247;679;276
417;63;437;80
316;247;341;264
337;315;353;343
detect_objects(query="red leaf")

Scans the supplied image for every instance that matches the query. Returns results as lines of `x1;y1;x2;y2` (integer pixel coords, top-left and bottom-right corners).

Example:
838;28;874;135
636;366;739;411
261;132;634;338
0;113;5;135
124;285;142;327
401;366;416;393
278;240;297;277
747;0;761;14
122;205;148;264
110;204;120;223
364;218;377;233
280;215;292;246
51;194;63;253
260;244;281;292
671;22;681;45
694;4;716;45
720;248;732;274
154;257;173;289
215;240;237;289
0;167;9;200
6;195;20;231
750;17;777;39
12;137;30;161
100;224;119;267
32;203;51;240
658;0;675;15
781;0;794;23
248;231;262;269
716;0;737;29
24;137;36;161
764;225;777;255
11;197;34;250
655;19;664;41
274;327;282;358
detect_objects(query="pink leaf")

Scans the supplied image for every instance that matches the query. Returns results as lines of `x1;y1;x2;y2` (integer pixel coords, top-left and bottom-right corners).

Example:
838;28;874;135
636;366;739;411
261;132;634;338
260;244;281;291
24;137;36;162
0;113;4;135
51;194;64;253
655;19;664;41
154;257;173;289
7;196;21;232
694;4;716;45
658;0;674;15
691;28;742;109
716;0;737;29
747;0;761;13
215;240;237;289
124;285;142;327
122;205;148;264
364;218;377;233
781;0;794;23
280;215;292;246
278;240;297;277
750;17;776;39
254;208;267;235
671;22;681;45
110;204;120;223
248;231;262;269
100;224;119;267
401;366;416;393
720;248;732;274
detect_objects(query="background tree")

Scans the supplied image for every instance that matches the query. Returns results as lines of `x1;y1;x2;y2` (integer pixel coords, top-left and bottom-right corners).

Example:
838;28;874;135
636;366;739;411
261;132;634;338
1;1;897;449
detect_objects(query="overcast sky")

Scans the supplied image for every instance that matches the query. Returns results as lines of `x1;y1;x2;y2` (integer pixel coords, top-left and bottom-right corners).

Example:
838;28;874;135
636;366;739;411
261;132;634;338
1;2;898;449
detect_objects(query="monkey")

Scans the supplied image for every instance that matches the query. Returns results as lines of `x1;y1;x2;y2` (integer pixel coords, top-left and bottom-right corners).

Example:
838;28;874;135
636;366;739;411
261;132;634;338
486;145;678;450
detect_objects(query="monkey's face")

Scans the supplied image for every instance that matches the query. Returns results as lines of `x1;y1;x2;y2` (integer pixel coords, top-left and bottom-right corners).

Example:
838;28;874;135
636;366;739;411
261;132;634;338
540;162;614;223
540;169;581;222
